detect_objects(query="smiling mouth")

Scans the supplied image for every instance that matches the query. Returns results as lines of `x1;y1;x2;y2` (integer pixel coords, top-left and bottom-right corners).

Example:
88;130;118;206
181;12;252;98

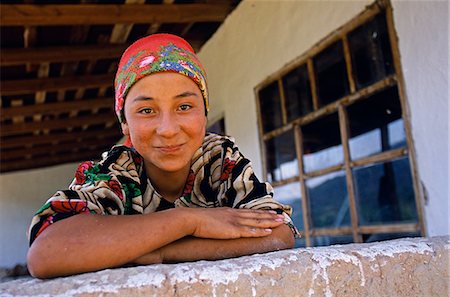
156;144;184;153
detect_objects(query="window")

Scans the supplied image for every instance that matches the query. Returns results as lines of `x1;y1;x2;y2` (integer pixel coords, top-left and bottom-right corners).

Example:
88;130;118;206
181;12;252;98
256;1;423;247
207;117;226;135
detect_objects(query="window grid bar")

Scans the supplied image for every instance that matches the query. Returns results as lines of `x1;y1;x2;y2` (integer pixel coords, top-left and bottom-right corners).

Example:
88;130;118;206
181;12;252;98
256;1;425;245
338;105;362;243
351;147;408;168
277;78;288;125
359;223;419;234
262;75;397;142
271;147;408;187
254;87;269;180
307;58;319;111
310;222;420;237
342;35;357;93
294;125;312;247
312;226;353;237
303;163;344;179
270;175;299;188
254;1;382;93
384;0;426;236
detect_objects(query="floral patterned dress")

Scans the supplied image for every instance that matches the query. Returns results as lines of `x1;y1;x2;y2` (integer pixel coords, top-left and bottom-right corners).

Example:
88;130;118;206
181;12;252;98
28;133;299;245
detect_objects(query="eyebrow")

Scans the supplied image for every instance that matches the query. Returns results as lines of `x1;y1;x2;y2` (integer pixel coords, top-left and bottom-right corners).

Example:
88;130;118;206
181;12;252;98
175;91;199;99
130;91;198;103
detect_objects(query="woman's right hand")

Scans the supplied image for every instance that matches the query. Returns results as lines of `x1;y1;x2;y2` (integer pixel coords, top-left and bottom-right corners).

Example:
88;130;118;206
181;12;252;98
185;207;285;239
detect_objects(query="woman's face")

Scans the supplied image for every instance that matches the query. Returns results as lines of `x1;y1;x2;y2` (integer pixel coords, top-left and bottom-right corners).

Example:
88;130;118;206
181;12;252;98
122;72;207;175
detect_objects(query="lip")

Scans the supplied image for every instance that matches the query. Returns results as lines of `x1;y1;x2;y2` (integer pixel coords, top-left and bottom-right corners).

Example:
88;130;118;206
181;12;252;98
155;143;184;154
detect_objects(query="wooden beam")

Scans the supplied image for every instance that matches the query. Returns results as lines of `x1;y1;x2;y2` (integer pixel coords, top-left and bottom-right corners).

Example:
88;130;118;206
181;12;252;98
1;74;113;96
358;223;419;234
0;150;106;173
1;97;113;119
1;136;119;160
1;44;127;66
1;113;117;137
0;4;231;26
1;127;121;149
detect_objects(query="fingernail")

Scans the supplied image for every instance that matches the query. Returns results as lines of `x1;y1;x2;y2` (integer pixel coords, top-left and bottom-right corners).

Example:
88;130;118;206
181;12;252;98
268;210;277;214
265;228;272;232
275;218;284;222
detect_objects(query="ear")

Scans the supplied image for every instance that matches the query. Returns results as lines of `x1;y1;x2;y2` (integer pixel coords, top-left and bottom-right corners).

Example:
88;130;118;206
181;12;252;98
121;122;130;136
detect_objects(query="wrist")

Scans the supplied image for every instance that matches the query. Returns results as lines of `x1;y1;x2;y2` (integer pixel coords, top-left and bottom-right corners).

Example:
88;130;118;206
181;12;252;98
172;208;198;237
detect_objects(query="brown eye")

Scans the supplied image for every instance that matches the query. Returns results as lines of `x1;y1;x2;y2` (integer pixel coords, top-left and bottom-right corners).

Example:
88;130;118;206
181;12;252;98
178;104;192;111
139;108;154;114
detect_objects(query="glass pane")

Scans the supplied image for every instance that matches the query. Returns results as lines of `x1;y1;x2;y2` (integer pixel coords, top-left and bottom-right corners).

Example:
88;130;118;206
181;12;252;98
265;129;298;183
363;231;421;243
295;237;307;248
314;40;349;106
207;118;225;135
306;170;351;228
258;81;283;133
353;157;418;225
348;86;407;160
302;113;343;173
274;182;304;230
273;182;304;248
312;235;354;247
348;13;394;90
282;64;313;122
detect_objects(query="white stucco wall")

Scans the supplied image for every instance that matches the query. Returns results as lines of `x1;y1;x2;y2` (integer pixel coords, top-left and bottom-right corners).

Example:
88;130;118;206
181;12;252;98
391;1;449;236
198;0;449;236
0;163;78;268
198;0;372;177
1;0;448;269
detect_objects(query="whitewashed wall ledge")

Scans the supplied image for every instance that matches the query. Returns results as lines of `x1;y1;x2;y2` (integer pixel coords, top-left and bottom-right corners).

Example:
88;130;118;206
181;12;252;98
1;236;449;297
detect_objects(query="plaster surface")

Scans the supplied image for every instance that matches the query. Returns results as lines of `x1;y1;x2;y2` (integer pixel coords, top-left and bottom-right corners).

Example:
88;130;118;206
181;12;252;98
1;236;448;297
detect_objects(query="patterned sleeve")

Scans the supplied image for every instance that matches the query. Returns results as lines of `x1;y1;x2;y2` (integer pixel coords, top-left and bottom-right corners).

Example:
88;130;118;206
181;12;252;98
217;136;301;238
27;146;145;246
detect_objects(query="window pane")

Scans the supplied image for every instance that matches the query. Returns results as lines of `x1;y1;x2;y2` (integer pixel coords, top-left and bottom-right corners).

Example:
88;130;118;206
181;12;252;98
363;232;420;243
349;13;394;89
314;40;349;106
273;182;304;248
348;86;406;160
302;113;343;173
312;235;354;247
282;64;313;122
353;157;418;225
306;170;351;228
207;118;225;135
265;129;298;183
258;81;283;133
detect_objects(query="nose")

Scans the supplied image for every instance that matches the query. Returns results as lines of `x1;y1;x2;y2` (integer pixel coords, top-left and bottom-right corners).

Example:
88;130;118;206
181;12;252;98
155;111;180;137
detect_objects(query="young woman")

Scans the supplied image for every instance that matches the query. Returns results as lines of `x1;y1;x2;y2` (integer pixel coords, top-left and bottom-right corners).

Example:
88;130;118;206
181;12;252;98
27;34;299;279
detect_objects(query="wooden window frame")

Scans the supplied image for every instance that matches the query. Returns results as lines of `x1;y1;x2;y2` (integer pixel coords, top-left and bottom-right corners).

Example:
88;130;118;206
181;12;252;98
255;0;425;247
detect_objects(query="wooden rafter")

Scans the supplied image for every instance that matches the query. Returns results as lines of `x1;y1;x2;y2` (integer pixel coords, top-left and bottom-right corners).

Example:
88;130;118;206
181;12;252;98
1;44;128;66
1;113;117;137
1;74;113;96
0;4;231;26
0;0;240;173
1;150;107;172
1;128;121;149
1;97;113;119
1;136;120;160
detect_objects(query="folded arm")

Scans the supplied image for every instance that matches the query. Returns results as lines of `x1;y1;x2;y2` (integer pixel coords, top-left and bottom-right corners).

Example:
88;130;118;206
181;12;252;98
133;223;294;265
27;207;286;278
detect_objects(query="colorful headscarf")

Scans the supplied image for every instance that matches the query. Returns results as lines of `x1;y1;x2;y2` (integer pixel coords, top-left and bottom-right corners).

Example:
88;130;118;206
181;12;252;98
114;33;209;123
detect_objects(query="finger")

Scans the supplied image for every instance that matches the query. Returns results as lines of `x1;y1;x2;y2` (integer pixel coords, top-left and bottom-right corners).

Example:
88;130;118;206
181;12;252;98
240;227;274;238
231;209;283;220
236;217;285;229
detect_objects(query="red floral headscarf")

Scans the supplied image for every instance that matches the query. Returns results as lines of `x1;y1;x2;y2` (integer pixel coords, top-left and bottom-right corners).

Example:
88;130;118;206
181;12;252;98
114;33;209;124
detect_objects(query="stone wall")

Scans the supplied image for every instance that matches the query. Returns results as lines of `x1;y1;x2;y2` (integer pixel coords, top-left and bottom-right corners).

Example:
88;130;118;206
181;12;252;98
1;236;448;297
